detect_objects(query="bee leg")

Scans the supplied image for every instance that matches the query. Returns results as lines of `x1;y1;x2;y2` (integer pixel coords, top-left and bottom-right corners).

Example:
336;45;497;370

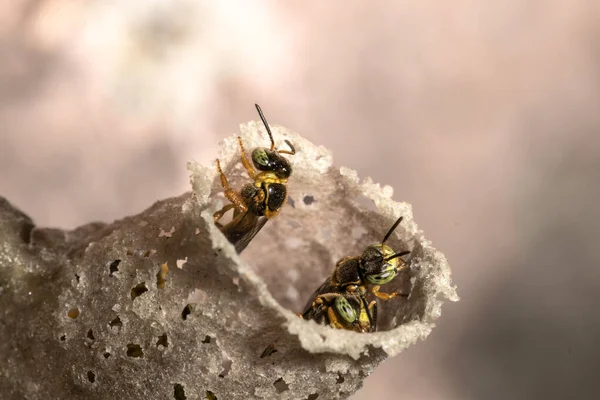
371;285;407;300
306;295;340;323
345;285;359;293
311;297;328;319
368;300;378;332
316;293;342;302
327;307;344;329
237;136;258;180
302;297;323;321
215;159;248;213
213;203;236;227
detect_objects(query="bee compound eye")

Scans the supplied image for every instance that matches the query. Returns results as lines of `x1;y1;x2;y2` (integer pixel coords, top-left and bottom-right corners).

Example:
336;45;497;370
252;148;270;167
334;297;357;323
367;270;395;285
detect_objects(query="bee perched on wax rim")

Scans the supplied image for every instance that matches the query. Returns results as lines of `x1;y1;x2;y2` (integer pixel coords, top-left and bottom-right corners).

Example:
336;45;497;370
213;104;295;253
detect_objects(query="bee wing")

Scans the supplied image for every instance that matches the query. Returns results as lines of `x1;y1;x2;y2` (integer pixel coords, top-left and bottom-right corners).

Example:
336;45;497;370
220;210;268;253
233;216;268;253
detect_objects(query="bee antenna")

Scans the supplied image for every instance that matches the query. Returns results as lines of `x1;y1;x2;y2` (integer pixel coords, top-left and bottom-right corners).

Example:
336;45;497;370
384;250;410;262
280;139;296;155
255;103;275;151
382;216;404;245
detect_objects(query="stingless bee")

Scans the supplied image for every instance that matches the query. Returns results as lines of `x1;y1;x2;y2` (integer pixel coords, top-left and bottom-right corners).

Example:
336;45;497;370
301;290;376;333
301;216;410;331
213;104;296;253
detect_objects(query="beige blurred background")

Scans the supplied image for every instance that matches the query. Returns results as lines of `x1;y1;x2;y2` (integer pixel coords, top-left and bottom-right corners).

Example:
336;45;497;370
2;1;599;399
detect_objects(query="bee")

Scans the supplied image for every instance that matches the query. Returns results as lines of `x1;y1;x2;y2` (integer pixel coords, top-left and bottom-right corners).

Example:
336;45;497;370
301;216;410;331
213;104;295;253
301;289;376;333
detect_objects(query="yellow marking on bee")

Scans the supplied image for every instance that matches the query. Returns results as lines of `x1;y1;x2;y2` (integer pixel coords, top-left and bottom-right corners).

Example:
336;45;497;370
253;172;288;187
358;307;370;325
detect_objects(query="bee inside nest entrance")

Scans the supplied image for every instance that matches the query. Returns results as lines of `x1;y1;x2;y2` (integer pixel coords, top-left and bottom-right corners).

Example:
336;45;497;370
227;192;419;333
203;122;431;334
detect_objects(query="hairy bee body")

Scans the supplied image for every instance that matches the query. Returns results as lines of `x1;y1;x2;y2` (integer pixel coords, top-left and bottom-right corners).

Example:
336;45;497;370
301;286;376;333
301;216;411;332
213;104;295;253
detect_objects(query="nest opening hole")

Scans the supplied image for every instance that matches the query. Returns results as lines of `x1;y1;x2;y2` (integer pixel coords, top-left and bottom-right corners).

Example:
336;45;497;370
201;335;212;344
109;316;123;331
303;195;316;205
157;333;168;348
174;383;186;400
126;343;144;358
206;391;218;400
130;282;148;300
109;259;120;277
273;377;289;393
87;371;95;383
182;304;195;320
